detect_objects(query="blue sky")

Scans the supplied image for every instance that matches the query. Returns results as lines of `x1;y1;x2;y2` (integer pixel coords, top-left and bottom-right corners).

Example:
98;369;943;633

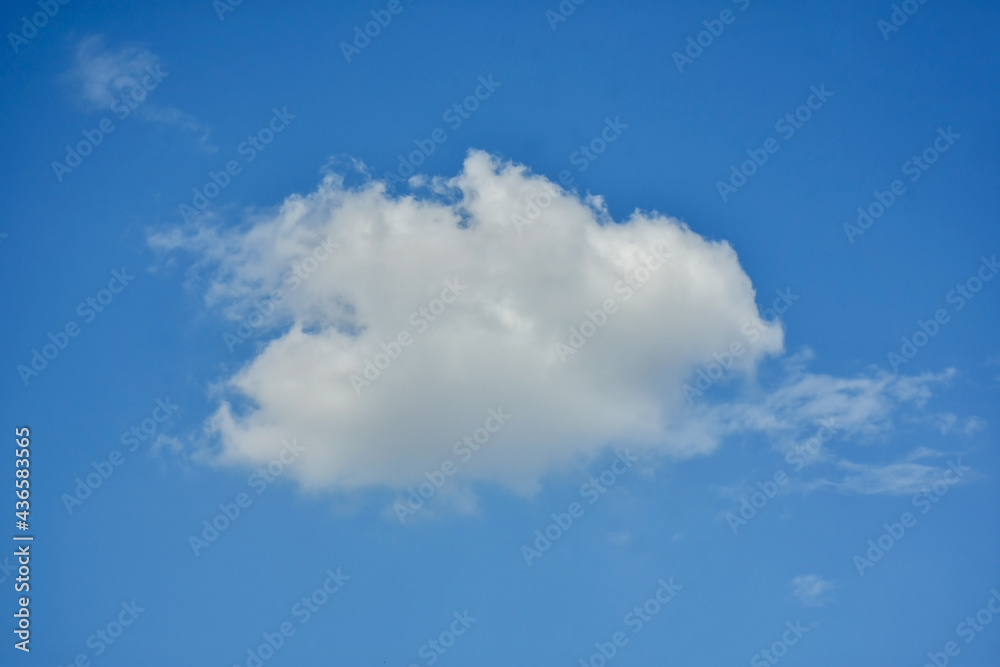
2;0;999;665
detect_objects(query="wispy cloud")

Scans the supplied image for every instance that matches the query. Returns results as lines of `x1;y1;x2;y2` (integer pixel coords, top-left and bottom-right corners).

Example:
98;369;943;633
987;355;1000;383
669;355;959;459
791;574;835;607
68;35;214;151
150;152;979;504
805;451;965;496
71;35;160;110
926;412;985;436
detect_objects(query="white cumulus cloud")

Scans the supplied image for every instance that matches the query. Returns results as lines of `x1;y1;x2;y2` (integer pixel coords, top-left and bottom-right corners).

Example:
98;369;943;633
152;151;970;502
153;151;788;493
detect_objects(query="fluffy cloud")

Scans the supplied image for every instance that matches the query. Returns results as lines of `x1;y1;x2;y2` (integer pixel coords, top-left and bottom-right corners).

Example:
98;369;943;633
154;151;789;493
153;151;969;500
